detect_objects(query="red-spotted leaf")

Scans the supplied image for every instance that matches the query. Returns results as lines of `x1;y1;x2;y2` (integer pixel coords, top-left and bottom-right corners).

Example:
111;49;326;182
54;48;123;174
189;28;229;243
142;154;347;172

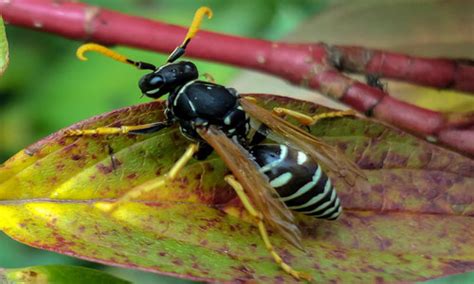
0;265;130;283
0;95;473;283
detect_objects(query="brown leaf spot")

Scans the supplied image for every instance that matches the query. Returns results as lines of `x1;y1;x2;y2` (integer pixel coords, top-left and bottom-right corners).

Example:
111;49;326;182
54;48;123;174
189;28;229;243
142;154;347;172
273;275;285;283
385;152;409;168
192;263;200;270
28;271;38;277
279;248;295;263
55;163;65;171
96;164;114;174
53;233;75;247
336;141;348;152
330;249;347;260
212;185;236;205
357;154;384;169
231;265;256;282
203;163;214;172
375;276;385;284
71;154;83;161
376;237;392;250
127;173;137;179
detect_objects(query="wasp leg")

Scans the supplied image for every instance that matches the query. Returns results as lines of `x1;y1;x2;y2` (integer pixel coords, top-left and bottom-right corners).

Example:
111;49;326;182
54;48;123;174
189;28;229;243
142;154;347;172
242;96;258;103
64;121;171;136
224;175;312;281
273;107;356;126
97;144;199;213
202;72;216;83
194;142;214;160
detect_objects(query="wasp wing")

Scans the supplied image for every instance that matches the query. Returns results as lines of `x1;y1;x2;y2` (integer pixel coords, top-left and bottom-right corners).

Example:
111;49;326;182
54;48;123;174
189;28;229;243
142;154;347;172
197;125;303;250
240;98;366;188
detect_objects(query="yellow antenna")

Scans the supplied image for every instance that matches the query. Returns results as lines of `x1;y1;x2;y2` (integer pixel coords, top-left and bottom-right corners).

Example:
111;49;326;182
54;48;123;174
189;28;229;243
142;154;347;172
184;6;213;45
76;43;156;70
75;7;213;67
167;6;213;62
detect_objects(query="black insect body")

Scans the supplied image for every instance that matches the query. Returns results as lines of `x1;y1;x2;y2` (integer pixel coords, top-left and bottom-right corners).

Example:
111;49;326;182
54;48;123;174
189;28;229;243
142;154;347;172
170;81;249;145
139;63;249;158
250;144;342;220
138;62;342;220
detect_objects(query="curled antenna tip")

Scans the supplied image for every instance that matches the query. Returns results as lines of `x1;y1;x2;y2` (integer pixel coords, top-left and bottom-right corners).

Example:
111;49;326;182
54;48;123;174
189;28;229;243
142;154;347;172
205;7;213;18
198;6;213;19
74;43;135;67
76;46;90;61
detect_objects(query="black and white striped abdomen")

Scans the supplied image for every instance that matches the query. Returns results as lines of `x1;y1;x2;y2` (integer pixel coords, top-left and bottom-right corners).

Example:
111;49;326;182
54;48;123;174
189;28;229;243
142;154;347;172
249;144;342;220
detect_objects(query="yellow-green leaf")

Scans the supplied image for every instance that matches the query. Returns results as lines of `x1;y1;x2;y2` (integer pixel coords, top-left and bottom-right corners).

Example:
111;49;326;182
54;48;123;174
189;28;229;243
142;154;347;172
0;17;9;76
1;265;130;284
0;95;473;282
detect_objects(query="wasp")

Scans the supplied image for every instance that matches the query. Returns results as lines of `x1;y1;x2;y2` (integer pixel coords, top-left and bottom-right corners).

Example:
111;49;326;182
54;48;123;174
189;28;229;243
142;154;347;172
66;7;366;281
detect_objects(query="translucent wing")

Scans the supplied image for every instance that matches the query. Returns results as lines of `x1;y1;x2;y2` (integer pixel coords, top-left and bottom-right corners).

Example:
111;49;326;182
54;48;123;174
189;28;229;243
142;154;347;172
240;97;367;188
197;126;303;250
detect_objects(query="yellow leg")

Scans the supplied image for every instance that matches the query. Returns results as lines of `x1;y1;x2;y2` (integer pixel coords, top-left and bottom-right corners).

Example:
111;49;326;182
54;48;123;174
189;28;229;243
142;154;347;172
242;96;257;103
273;107;356;126
202;72;216;83
224;175;312;281
64;122;165;136
97;144;198;213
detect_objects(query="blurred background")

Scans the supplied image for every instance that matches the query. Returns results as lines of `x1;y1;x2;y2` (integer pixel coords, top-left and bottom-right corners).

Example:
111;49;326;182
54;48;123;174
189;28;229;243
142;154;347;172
0;0;473;283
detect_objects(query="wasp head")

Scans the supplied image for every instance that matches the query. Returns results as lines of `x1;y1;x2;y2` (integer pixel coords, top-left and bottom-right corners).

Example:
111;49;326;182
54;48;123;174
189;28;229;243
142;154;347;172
139;61;199;99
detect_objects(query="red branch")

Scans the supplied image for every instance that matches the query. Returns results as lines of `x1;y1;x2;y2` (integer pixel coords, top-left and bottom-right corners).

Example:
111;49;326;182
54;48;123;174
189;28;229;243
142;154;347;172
327;45;474;93
1;0;473;156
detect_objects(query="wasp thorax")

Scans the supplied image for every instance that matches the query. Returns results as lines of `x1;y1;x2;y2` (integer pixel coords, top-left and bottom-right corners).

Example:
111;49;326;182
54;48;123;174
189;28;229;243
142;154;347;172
139;61;199;99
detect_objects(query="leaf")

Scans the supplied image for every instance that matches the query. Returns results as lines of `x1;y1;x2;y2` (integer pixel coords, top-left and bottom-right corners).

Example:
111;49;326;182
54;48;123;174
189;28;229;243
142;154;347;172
0;265;130;283
0;17;9;76
0;95;473;283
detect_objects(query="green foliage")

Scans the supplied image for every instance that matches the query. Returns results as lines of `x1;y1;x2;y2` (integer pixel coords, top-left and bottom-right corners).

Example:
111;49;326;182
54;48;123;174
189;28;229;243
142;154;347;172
1;265;130;284
0;17;8;76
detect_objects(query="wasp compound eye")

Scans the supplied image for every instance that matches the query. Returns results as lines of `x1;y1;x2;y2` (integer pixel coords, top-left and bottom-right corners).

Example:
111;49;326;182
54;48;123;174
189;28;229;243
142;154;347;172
139;74;164;96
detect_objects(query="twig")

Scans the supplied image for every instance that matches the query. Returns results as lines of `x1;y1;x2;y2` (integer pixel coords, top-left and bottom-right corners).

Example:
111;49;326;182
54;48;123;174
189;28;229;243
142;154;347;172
327;45;474;93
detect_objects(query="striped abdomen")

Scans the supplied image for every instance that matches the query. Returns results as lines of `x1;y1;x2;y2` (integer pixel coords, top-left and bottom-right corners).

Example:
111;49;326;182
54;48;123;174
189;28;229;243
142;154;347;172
249;144;342;220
